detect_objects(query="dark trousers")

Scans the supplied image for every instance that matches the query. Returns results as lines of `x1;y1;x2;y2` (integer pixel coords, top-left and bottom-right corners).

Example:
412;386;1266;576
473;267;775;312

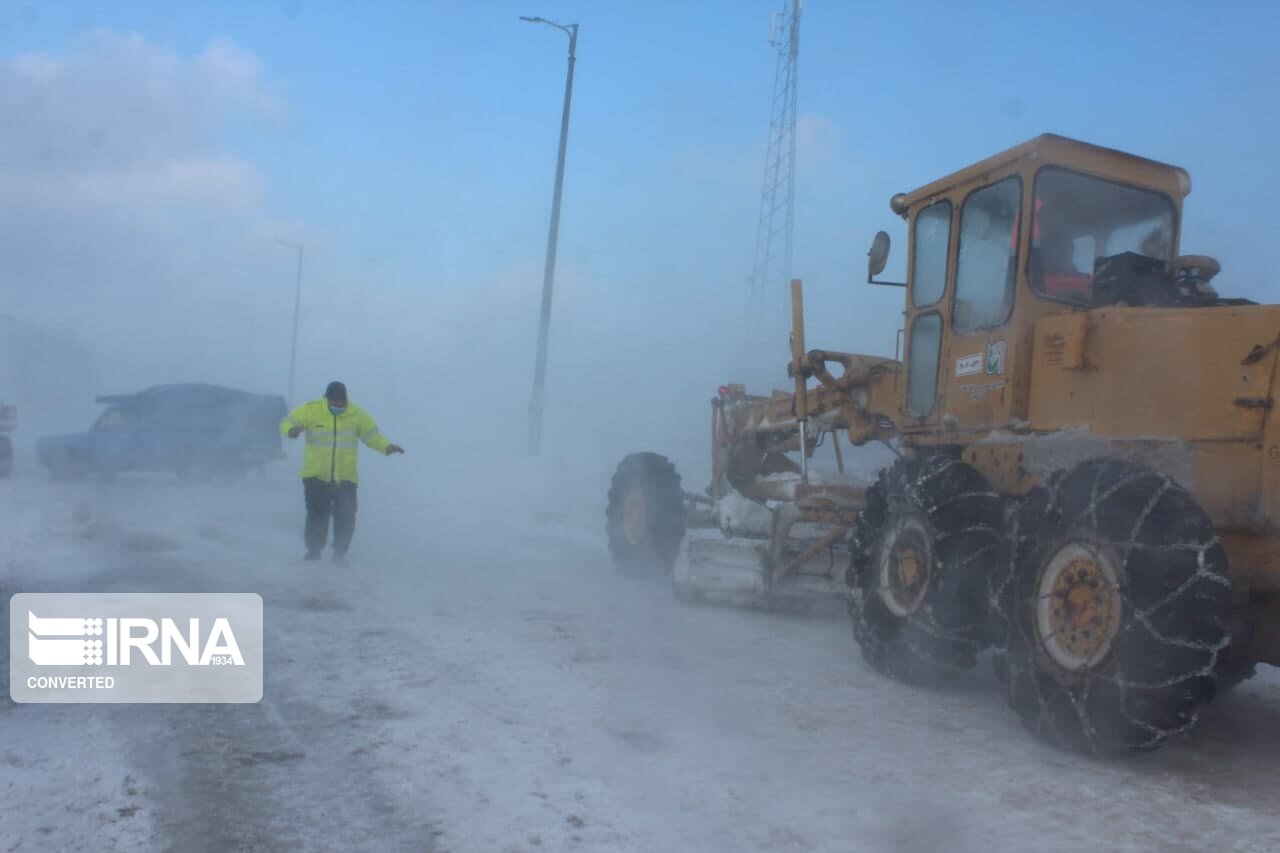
303;477;358;554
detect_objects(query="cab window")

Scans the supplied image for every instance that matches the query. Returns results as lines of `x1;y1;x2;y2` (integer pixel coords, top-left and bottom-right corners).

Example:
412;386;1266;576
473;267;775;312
911;201;950;307
93;407;129;431
1030;167;1177;306
953;177;1020;333
906;313;942;417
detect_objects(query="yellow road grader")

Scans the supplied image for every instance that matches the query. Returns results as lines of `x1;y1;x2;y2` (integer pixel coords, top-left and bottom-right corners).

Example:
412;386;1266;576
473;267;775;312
606;134;1278;755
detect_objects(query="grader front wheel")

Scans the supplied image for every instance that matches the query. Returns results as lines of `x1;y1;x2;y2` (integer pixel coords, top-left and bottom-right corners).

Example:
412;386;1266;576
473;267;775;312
606;452;687;577
846;455;1004;682
991;457;1233;754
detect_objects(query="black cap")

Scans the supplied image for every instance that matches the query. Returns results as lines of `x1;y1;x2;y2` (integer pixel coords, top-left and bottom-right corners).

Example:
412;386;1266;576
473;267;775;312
324;381;348;403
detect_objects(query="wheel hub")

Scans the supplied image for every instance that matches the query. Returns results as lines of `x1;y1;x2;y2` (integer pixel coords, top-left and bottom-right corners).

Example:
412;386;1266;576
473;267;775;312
1036;541;1124;672
879;516;933;617
622;491;648;546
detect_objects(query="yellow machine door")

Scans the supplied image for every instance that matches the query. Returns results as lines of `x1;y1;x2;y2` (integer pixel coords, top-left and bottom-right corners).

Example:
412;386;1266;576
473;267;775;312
943;331;1012;431
940;176;1022;432
902;199;953;428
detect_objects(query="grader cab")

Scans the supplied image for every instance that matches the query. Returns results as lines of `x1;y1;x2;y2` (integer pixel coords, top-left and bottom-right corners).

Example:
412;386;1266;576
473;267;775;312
606;133;1279;755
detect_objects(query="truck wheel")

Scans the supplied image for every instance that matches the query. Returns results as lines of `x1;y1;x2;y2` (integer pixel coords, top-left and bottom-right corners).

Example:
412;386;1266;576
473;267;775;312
606;452;686;576
846;455;1004;682
175;448;212;482
48;450;88;481
990;457;1232;754
211;459;248;483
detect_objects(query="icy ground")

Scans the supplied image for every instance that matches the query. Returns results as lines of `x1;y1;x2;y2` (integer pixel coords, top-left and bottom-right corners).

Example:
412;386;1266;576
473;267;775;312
2;457;1280;853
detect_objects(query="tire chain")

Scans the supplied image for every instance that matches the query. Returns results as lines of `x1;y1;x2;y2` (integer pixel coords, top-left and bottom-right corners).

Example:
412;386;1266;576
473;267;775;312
990;456;1233;753
847;454;1004;682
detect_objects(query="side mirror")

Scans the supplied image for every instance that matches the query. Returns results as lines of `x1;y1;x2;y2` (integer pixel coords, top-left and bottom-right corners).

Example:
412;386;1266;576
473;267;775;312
866;230;905;288
868;231;891;278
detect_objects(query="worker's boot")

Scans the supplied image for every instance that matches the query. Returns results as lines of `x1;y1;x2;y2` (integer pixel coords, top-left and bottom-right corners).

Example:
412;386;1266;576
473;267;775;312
332;550;349;568
304;549;321;561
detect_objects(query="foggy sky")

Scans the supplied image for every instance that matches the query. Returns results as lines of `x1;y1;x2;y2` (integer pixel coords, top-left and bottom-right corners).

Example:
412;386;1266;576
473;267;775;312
0;2;1276;474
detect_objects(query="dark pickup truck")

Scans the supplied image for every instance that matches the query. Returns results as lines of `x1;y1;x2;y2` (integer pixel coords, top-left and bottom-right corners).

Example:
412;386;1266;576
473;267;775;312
36;383;287;480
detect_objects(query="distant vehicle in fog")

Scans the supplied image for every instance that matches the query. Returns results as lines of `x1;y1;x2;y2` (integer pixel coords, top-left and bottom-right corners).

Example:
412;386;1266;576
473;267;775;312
0;401;15;478
36;383;287;481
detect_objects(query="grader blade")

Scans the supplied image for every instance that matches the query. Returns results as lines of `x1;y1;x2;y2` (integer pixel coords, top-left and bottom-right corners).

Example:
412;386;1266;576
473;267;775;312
674;529;847;614
674;530;770;606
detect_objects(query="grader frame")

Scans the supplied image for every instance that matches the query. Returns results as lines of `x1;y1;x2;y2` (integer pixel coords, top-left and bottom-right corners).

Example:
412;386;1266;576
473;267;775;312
607;133;1279;754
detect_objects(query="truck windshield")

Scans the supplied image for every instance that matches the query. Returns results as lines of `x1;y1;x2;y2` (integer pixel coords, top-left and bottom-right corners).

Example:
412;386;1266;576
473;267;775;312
1029;167;1176;306
93;407;129;431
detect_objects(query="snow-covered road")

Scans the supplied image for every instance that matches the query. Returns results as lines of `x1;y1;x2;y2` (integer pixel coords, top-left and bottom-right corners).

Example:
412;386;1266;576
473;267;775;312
2;462;1279;852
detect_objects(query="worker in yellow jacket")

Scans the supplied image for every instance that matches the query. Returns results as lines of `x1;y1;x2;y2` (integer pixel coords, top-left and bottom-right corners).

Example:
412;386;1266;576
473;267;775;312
280;381;404;564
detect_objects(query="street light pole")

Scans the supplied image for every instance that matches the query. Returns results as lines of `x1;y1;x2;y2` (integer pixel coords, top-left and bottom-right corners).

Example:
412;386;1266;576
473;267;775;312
277;239;304;408
520;15;578;456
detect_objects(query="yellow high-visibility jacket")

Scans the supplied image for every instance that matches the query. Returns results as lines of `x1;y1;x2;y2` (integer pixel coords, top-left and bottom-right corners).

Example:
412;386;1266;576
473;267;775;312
280;399;391;484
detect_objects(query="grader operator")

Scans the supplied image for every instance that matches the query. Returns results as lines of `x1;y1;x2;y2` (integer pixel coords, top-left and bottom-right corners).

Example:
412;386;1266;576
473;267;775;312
605;133;1276;755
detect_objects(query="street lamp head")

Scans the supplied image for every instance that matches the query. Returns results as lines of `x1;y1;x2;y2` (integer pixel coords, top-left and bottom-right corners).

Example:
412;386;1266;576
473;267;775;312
520;15;576;36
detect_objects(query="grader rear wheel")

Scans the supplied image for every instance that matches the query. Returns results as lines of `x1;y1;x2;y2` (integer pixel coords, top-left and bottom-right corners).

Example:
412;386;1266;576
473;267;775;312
606;452;686;577
1035;541;1125;672
846;455;1003;682
991;457;1233;754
